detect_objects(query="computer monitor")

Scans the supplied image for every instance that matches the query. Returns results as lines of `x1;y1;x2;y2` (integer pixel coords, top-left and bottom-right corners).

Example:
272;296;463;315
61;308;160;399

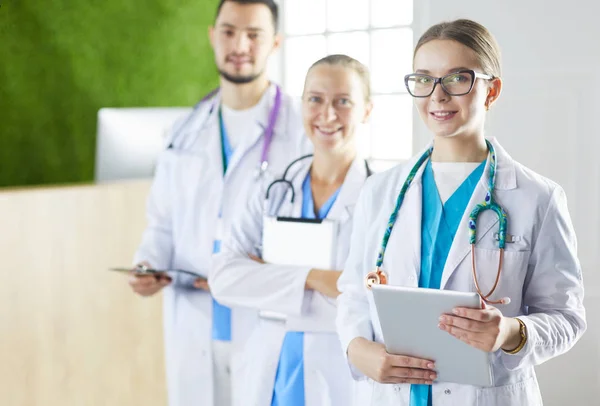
94;107;191;182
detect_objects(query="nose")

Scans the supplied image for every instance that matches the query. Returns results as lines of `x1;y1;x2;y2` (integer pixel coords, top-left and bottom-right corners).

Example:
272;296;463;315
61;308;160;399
430;80;449;103
320;102;337;122
233;32;251;53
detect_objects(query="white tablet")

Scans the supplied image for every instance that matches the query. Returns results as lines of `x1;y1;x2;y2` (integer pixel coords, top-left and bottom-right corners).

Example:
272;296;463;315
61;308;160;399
371;284;493;387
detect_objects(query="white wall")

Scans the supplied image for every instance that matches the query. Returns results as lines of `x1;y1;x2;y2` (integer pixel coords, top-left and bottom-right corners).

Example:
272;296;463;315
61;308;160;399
412;1;600;404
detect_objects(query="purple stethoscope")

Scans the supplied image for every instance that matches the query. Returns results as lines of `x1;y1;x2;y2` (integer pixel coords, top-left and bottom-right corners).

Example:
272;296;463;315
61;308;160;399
169;84;282;179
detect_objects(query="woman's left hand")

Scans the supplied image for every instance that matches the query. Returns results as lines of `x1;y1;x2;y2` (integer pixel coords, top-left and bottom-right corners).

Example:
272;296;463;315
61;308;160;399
249;254;266;264
438;302;522;352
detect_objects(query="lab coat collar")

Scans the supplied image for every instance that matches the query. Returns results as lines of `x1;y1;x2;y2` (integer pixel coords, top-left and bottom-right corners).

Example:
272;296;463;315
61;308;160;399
284;155;369;223
224;83;287;180
325;157;370;225
386;137;517;286
485;137;517;191
395;136;516;193
256;83;291;141
441;137;516;287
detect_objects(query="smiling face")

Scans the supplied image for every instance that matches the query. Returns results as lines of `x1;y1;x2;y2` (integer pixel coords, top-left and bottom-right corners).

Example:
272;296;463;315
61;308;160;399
209;1;280;84
412;39;501;140
301;63;372;156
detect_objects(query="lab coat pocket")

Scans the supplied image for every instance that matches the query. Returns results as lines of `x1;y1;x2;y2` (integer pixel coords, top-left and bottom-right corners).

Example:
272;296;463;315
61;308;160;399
472;247;530;303
230;348;247;406
476;376;542;406
370;381;409;405
230;326;262;406
351;379;374;406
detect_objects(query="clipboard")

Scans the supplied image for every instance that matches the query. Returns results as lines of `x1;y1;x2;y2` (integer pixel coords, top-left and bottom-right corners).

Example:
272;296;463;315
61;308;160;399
371;284;493;387
261;216;337;269
109;266;207;281
259;216;337;323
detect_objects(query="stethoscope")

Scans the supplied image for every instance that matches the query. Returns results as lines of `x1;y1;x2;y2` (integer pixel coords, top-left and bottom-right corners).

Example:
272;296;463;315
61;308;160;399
168;85;282;180
365;140;511;305
265;154;373;203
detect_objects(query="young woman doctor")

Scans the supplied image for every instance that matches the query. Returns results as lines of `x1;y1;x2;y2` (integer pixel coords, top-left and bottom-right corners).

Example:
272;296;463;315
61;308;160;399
210;54;373;406
336;19;586;406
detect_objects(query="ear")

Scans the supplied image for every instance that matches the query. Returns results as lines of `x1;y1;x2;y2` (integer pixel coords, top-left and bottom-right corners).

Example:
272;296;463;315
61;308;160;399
272;32;282;52
362;100;374;124
208;25;216;49
485;77;503;110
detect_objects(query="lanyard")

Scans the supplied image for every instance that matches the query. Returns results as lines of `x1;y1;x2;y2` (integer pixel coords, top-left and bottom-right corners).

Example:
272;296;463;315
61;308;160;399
218;108;232;175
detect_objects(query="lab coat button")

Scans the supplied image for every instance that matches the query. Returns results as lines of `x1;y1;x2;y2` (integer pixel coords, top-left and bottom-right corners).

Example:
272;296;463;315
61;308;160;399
394;385;401;392
445;389;451;395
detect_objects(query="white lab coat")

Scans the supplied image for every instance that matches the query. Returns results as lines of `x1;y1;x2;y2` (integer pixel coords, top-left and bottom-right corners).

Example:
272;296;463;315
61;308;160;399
209;157;369;406
336;138;586;406
134;84;312;406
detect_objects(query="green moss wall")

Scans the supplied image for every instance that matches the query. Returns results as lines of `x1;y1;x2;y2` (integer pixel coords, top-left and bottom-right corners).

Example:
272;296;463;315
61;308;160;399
0;0;218;187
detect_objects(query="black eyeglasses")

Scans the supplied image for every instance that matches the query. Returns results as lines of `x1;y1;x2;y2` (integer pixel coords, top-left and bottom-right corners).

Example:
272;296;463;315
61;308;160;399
404;69;493;97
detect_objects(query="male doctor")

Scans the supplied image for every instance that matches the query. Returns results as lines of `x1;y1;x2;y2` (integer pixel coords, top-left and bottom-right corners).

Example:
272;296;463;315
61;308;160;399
128;1;311;405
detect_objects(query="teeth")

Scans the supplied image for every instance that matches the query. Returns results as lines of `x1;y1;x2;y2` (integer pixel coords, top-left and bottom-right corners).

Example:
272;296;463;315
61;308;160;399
318;128;339;134
433;112;453;117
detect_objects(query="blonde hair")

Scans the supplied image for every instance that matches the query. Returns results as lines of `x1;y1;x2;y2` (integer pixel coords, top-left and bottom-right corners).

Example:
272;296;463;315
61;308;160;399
306;54;371;101
415;19;502;78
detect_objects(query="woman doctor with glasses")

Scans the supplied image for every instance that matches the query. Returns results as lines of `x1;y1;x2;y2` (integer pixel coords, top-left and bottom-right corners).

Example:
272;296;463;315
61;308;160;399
336;19;586;406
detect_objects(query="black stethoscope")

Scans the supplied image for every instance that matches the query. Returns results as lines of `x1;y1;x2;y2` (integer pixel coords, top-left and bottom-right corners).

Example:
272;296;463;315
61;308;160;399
265;154;373;203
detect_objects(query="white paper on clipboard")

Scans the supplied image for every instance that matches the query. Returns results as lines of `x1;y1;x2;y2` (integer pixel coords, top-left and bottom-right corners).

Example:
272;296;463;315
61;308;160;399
259;215;338;323
261;216;338;269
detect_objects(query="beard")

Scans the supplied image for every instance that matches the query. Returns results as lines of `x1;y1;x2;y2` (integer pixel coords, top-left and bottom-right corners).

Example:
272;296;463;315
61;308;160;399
218;68;263;84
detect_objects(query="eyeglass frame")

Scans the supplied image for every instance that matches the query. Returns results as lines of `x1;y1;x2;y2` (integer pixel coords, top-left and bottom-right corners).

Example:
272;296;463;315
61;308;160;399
404;69;494;98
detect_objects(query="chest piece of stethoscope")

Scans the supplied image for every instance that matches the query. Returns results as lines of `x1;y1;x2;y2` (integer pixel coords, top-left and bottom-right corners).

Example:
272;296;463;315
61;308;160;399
365;267;388;289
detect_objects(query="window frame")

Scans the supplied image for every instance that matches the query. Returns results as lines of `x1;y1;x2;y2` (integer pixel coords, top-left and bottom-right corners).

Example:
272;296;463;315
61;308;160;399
277;0;415;167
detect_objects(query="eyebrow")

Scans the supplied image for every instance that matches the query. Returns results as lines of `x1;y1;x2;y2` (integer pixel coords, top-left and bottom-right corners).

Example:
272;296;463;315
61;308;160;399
305;91;352;97
218;23;265;32
415;67;471;74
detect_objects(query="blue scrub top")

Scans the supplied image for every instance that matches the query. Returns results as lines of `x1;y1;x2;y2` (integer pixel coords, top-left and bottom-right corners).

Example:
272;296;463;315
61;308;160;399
410;160;484;406
212;111;235;342
270;171;341;406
